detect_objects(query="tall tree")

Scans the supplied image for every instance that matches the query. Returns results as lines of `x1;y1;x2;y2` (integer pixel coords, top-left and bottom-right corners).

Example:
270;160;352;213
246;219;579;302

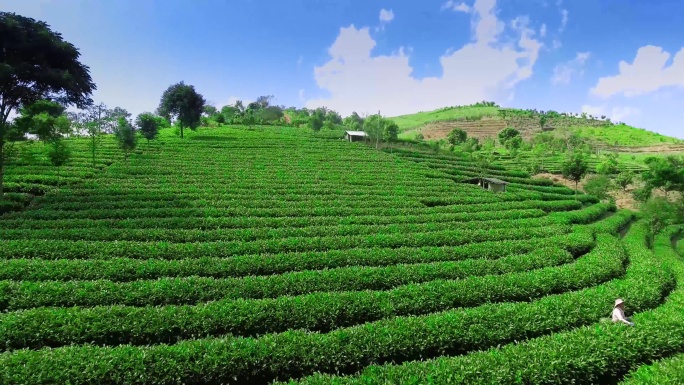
0;12;95;198
156;81;205;138
561;153;589;195
114;117;137;160
13;100;71;141
135;112;161;143
69;103;113;168
447;128;467;145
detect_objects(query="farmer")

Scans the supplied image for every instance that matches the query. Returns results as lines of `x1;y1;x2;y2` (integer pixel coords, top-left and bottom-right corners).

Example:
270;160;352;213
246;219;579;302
612;298;635;326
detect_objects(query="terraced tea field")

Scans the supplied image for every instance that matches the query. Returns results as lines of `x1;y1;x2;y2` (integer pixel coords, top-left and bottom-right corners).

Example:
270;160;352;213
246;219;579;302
0;126;682;384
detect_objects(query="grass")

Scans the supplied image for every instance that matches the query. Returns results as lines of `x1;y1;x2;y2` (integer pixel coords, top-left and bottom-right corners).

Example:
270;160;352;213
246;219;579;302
569;124;683;146
390;106;499;131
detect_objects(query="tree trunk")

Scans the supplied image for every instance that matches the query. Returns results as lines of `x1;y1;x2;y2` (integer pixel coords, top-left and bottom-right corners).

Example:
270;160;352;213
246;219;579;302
91;135;96;169
0;141;4;200
180;123;184;139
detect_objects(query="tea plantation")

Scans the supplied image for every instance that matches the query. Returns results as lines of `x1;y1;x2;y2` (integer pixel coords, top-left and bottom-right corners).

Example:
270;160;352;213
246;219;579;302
0;126;682;384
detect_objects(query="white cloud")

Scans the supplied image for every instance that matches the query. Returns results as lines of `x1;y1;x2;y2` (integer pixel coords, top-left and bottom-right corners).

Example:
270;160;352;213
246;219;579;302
298;89;305;101
551;51;591;85
540;23;547;37
581;104;640;122
297;55;303;67
591;45;684;98
441;0;472;13
552;39;562;49
379;8;395;22
559;9;568;32
305;0;542;117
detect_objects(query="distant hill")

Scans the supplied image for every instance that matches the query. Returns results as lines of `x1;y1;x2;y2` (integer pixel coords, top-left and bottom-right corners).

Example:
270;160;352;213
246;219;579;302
389;105;684;149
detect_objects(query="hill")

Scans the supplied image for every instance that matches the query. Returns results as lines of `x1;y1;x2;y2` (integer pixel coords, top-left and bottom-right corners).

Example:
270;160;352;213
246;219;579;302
1;125;683;384
391;105;684;149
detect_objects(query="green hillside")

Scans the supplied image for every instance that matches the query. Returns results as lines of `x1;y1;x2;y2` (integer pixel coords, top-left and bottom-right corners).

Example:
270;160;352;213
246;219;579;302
390;105;683;147
1;125;683;384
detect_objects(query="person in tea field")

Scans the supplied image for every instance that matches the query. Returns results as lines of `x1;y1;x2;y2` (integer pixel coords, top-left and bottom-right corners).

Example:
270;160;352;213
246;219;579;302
612;298;635;326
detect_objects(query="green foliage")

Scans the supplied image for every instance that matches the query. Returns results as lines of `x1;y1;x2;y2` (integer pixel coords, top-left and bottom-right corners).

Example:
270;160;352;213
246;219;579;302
615;169;635;191
12;100;71;141
583;174;613;201
498;127;521;146
114;117;137;160
308;114;323;132
561;152;589;193
642;155;684;194
46;140;71;168
156;81;206;138
134;112;161;142
343;112;364;131
596;152;620;174
447;128;467;145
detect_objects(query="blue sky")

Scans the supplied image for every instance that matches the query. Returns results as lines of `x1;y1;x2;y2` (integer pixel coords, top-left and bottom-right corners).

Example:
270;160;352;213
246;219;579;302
2;0;683;138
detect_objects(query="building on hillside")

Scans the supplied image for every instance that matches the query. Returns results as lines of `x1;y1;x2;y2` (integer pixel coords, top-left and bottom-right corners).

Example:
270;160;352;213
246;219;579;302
467;177;509;193
344;131;368;142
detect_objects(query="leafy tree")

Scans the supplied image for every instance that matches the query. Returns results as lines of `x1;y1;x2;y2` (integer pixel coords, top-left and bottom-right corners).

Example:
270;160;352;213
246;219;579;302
498;127;521;147
258;106;284;124
109;107;131;128
640;196;682;245
447;128;467;145
583;175;613;201
114;117;137;160
383;121;399;142
135;112;161;142
234;100;245;114
0;12;95;197
156;81;205;138
505;136;523;151
596;152;620;175
203;105;218;117
343;112;364;131
13;100;71;141
255;95;274;109
641;155;684;196
308;114;324;132
615;170;635;191
561;153;589;195
47;139;71;187
68;103;114;168
539;114;548;130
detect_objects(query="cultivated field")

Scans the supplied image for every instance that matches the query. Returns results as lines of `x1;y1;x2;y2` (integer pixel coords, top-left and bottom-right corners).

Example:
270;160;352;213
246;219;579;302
0;126;683;384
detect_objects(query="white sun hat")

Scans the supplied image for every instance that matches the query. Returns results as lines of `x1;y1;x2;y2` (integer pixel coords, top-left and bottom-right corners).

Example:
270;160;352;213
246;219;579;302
614;298;625;307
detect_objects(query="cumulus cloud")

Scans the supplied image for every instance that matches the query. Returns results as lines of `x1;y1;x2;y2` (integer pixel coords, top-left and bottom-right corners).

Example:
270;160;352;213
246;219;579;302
441;0;472;13
379;8;394;22
305;0;542;117
590;45;684;98
551;51;590;84
581;104;640;122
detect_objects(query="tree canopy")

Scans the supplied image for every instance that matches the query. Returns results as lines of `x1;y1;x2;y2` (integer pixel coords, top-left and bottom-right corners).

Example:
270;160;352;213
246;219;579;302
156;81;205;138
561;153;589;194
135;112;162;142
0;12;95;197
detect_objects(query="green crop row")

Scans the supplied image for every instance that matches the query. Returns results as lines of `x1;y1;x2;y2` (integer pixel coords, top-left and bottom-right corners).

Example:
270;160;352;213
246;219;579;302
0;232;594;281
0;235;623;349
0;231;673;384
620;353;684;384
0;225;570;260
0;215;572;243
285;224;683;385
0;247;574;310
576;210;636;236
0;208;546;231
0;199;582;220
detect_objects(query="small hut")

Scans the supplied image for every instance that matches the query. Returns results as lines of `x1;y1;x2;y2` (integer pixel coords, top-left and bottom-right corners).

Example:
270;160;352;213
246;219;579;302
344;131;368;142
467;177;509;193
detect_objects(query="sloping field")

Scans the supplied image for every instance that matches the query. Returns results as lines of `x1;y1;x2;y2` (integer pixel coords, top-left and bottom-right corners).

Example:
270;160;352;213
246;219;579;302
419;117;507;141
0;126;683;384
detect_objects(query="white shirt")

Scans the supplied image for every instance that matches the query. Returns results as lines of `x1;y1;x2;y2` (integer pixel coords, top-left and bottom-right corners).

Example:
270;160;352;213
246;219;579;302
612;307;631;324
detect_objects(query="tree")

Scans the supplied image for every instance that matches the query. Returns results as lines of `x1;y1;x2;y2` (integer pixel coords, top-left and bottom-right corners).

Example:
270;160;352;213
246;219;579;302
203;105;218;117
596;152;620;175
47;139;71;187
561;153;589;195
583;175;613;201
0;12;95;198
505;136;523;151
615;170;635;191
640;196;681;245
343;112;364;131
109;107;131;129
383;121;399;142
255;95;274;109
641;155;684;196
69;103;113;168
308;114;323;132
13;100;72;141
498;127;521;147
114;117;137;160
447;128;467;145
258;106;284;124
135;112;161;142
156;81;205;138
